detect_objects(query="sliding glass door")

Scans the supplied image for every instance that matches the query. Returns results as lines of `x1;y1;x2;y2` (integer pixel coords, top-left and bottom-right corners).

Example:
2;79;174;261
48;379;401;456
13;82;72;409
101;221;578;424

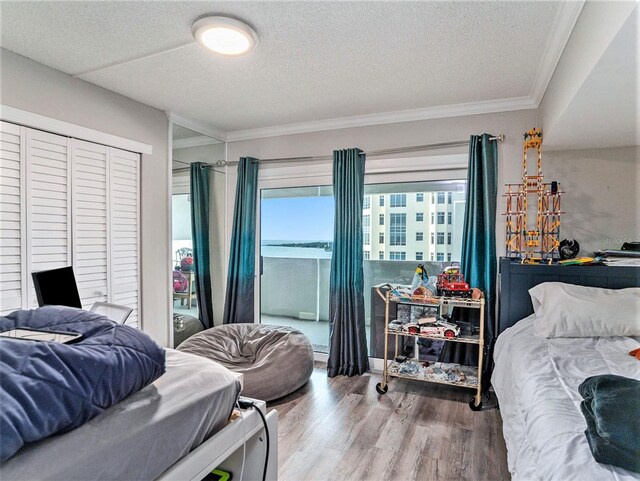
260;186;334;353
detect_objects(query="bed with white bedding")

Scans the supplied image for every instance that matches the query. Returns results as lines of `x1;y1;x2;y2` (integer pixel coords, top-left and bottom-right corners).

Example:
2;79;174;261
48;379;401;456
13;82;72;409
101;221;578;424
1;349;242;481
492;316;640;481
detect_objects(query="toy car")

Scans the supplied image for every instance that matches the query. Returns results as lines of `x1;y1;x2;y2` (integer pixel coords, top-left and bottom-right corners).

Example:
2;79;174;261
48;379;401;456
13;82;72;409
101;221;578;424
437;266;472;298
419;320;461;339
401;316;440;335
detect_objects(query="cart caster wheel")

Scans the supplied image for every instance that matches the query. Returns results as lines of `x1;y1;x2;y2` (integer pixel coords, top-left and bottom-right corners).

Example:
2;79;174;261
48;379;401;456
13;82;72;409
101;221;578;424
469;399;483;411
376;382;388;395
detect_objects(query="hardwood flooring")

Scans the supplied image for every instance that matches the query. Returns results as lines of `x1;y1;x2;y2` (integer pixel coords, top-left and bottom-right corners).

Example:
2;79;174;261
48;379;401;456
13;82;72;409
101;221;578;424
268;363;510;481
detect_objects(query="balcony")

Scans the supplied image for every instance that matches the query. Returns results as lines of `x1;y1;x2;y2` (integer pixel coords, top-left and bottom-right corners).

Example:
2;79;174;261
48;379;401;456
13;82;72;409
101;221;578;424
260;257;448;355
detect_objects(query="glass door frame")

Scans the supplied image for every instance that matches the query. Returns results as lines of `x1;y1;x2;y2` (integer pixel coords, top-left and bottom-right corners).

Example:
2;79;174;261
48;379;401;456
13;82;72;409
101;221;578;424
253;152;468;362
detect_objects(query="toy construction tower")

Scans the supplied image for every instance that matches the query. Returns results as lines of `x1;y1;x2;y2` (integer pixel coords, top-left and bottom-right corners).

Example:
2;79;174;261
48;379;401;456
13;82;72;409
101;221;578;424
504;128;563;263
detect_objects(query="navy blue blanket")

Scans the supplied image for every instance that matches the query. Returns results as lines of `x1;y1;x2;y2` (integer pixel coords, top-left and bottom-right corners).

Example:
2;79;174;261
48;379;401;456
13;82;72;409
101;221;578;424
579;374;640;474
0;306;165;462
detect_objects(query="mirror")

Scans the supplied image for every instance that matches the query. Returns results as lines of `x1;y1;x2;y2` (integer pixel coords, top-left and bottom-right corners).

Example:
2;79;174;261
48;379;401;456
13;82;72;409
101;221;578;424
171;123;226;348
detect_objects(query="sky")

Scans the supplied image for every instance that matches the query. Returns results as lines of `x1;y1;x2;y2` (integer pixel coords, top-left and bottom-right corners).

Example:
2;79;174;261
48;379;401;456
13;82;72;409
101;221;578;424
261;196;334;241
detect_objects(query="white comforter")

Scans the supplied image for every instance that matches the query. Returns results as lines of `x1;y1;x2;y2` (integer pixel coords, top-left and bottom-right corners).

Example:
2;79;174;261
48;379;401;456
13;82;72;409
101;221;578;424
492;316;640;481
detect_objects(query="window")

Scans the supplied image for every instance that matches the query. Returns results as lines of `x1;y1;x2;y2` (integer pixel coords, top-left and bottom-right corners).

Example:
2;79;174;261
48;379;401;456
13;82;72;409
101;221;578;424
437;252;444;261
390;194;406;207
363;215;370;246
448;212;452;225
448;192;452;204
437;232;445;245
364;250;370;260
389;213;406;246
447;253;452;261
447;232;452;245
437;192;445;204
437;212;445;224
362;180;467;359
363;196;371;209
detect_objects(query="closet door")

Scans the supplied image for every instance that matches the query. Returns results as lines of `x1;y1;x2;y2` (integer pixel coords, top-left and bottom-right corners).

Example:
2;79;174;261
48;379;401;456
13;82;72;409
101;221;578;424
72;139;109;309
26;128;72;307
0;121;26;315
109;147;140;327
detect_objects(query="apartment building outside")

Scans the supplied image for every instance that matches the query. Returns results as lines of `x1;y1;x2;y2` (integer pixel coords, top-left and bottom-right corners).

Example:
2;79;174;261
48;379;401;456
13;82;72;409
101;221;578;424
363;190;465;263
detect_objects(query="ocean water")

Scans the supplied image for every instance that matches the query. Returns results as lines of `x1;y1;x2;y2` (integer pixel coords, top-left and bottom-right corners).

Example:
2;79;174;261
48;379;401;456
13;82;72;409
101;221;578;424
261;240;332;259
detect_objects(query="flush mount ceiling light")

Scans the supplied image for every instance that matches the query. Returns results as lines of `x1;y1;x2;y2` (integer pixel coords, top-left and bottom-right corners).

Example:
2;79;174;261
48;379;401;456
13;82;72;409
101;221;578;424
192;16;257;56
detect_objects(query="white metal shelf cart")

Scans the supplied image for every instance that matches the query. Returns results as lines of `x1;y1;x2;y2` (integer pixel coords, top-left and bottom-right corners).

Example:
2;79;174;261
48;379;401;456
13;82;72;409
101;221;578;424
375;285;485;410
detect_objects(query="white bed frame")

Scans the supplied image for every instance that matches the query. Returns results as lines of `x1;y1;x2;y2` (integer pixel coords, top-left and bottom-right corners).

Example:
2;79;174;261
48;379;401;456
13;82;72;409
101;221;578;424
158;398;278;481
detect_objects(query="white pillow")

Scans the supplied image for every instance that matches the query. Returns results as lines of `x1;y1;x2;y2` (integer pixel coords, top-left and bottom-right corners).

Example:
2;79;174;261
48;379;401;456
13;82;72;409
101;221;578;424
529;282;640;338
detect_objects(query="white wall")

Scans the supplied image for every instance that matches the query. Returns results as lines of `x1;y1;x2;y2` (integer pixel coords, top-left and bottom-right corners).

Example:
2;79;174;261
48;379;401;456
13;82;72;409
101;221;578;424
0;49;171;346
172;142;227;326
543;146;639;254
540;1;637;148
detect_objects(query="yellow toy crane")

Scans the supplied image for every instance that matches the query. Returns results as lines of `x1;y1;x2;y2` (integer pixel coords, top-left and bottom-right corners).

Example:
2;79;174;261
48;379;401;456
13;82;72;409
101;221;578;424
503;128;564;264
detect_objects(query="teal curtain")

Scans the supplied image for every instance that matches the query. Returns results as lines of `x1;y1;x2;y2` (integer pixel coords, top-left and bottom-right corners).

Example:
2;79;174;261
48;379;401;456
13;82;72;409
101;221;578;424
190;162;213;329
438;134;498;390
223;157;259;324
327;148;370;377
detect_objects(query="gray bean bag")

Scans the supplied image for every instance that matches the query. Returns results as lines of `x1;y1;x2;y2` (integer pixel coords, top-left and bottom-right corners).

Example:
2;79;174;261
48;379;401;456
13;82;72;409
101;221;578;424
177;323;314;401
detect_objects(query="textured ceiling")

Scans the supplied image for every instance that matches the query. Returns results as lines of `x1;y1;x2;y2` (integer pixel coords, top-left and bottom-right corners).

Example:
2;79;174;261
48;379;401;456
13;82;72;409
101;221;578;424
1;1;563;133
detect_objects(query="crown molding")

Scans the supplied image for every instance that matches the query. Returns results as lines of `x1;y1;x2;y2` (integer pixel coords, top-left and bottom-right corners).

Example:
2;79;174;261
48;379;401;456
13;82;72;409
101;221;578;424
167;112;227;142
225;96;537;142
529;0;585;105
173;135;223;149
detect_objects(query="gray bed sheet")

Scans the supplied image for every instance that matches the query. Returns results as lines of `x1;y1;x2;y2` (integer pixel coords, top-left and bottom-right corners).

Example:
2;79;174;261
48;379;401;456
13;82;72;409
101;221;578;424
1;349;241;481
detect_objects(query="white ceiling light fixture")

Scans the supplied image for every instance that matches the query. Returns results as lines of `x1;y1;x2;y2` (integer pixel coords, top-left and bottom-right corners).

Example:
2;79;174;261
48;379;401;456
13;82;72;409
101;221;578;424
192;16;258;56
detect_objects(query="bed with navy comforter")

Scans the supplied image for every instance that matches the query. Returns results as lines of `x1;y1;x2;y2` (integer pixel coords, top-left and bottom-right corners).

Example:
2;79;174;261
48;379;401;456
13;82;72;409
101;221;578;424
0;306;166;462
0;306;242;481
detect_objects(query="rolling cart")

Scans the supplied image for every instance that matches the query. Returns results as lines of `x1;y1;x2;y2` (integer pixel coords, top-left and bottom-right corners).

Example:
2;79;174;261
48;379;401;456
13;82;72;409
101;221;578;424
374;285;486;411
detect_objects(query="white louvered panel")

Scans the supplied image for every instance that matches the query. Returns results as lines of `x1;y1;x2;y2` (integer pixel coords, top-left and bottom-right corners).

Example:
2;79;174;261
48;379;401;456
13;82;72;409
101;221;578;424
0;121;25;315
72;139;109;309
109;147;140;327
26;128;71;307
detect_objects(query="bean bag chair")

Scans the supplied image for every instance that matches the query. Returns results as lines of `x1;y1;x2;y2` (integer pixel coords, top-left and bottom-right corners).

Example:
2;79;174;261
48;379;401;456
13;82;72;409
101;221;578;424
178;323;313;401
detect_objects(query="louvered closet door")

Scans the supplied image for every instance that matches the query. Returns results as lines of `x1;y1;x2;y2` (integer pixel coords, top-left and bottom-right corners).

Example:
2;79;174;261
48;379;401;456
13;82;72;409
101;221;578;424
109;147;140;327
72;139;109;309
0;121;26;315
26;128;72;307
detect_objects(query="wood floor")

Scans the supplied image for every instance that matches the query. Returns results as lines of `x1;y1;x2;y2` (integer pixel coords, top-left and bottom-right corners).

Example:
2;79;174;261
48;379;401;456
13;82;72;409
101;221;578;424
268;363;510;481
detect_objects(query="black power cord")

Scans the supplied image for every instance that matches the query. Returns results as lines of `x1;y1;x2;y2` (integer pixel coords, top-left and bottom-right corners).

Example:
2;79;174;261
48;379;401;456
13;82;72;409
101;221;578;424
237;399;270;481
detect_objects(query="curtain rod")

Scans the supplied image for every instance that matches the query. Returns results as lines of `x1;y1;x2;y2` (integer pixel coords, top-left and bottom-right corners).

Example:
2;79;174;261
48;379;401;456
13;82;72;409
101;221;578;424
226;134;504;165
172;159;226;174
